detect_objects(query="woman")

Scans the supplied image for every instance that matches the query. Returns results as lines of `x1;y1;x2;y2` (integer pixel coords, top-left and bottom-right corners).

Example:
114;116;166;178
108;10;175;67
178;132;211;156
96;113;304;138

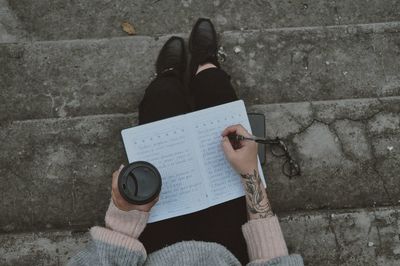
69;18;303;266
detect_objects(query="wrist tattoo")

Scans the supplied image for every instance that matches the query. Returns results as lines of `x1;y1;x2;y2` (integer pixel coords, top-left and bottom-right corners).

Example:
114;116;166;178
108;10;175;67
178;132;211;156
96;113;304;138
241;169;273;219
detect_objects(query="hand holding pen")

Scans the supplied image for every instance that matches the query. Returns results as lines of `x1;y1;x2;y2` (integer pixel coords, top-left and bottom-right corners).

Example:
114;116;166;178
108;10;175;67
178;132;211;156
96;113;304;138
226;128;301;178
221;124;259;175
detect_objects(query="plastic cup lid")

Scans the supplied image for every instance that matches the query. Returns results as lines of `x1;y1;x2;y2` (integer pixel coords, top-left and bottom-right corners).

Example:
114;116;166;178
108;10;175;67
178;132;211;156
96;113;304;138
118;161;162;205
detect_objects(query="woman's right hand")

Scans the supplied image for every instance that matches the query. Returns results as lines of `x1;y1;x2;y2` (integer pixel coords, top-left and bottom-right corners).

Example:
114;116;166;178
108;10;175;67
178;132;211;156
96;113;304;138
221;124;258;174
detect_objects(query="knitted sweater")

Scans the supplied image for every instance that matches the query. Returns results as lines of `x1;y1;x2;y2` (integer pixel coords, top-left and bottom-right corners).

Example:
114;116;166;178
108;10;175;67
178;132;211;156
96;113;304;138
68;201;303;265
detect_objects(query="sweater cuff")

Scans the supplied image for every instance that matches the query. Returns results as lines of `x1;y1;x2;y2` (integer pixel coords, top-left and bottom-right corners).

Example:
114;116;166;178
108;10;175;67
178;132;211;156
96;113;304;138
242;216;289;262
91;226;146;256
105;200;149;238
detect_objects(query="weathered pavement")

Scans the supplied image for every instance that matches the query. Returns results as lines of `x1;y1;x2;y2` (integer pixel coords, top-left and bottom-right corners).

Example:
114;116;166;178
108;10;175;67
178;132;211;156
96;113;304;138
1;207;400;266
1;97;399;234
1;0;400;265
5;0;400;41
2;23;400;122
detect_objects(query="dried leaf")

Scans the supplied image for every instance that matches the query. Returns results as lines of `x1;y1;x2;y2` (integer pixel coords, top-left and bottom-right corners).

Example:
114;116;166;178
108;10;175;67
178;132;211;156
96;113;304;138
121;21;136;35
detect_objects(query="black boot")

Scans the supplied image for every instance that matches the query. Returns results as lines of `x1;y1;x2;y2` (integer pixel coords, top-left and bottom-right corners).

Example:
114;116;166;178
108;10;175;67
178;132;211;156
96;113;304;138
156;36;186;80
189;18;220;79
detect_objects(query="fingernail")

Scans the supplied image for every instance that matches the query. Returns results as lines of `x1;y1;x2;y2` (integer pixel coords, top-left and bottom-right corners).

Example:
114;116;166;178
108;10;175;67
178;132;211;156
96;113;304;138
119;164;124;170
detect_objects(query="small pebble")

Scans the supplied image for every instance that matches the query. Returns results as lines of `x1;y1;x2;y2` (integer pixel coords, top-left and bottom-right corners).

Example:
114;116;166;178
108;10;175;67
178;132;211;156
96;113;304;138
325;61;330;65
387;146;394;151
368;242;374;247
234;46;242;54
331;214;335;218
343;71;348;75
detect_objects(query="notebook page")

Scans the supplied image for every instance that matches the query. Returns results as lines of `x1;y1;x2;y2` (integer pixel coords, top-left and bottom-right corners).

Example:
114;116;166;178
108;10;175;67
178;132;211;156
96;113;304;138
121;115;209;223
189;100;265;206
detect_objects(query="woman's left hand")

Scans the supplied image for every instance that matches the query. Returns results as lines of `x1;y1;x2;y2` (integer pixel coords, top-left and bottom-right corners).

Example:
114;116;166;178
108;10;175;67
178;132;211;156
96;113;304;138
111;165;159;212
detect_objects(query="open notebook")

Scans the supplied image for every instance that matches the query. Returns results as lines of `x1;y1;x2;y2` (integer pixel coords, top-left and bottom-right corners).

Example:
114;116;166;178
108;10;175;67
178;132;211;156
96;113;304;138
121;100;265;223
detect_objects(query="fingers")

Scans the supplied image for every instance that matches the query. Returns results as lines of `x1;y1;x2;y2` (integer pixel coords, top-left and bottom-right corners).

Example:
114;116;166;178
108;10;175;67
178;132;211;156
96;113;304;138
111;189;123;209
221;136;234;157
147;196;160;209
112;166;123;180
112;164;124;193
151;196;160;206
111;190;118;206
221;124;251;138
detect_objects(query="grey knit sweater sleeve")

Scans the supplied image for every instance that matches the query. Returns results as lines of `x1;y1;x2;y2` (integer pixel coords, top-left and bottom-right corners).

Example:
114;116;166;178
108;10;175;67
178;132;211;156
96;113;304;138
68;237;303;266
67;239;146;266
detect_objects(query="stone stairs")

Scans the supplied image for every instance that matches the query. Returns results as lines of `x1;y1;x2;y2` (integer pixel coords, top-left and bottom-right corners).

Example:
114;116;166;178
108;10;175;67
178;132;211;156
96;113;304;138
5;0;400;41
1;0;400;265
2;207;400;265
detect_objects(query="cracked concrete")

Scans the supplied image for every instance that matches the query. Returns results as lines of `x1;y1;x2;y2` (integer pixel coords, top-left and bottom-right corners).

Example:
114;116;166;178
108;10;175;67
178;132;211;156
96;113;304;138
1;97;398;233
284;207;400;266
1;1;400;264
0;114;137;233
2;23;400;122
1;207;399;266
0;0;26;43
249;96;400;213
4;0;400;41
293;122;344;166
332;120;372;162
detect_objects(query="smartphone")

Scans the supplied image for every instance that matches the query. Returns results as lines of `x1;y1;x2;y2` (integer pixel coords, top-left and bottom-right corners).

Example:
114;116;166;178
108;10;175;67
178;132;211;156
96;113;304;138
247;113;266;165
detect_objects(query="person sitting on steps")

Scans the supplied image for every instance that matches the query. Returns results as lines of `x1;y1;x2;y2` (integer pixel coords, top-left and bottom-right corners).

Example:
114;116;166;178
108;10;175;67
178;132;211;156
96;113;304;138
68;18;303;266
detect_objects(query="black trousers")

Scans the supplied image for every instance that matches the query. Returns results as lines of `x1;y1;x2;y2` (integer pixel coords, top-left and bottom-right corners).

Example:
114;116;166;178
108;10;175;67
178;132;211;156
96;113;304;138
138;68;249;264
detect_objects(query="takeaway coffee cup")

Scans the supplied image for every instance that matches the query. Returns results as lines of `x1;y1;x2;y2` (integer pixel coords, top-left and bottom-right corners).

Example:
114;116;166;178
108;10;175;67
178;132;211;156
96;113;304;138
118;161;162;205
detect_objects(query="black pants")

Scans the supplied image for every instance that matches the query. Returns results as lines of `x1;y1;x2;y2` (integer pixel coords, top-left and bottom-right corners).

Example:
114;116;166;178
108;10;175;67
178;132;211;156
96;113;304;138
138;68;249;264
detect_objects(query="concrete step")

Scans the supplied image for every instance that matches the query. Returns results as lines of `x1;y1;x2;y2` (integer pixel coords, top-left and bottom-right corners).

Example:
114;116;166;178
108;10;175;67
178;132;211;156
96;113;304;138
1;206;399;266
0;0;27;43
1;22;400;122
1;96;399;233
6;0;400;41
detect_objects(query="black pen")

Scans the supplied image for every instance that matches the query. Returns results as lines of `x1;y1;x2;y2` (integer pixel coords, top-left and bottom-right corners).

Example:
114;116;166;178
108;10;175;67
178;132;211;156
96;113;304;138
228;133;280;145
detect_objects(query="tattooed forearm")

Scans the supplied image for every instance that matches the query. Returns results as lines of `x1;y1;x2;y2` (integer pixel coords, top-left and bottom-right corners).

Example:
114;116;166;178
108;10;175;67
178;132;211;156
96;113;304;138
241;169;273;220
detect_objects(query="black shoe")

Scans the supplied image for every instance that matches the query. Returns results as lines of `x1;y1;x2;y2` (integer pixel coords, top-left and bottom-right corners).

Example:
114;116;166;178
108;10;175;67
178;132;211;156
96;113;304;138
156;36;186;80
189;18;220;79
